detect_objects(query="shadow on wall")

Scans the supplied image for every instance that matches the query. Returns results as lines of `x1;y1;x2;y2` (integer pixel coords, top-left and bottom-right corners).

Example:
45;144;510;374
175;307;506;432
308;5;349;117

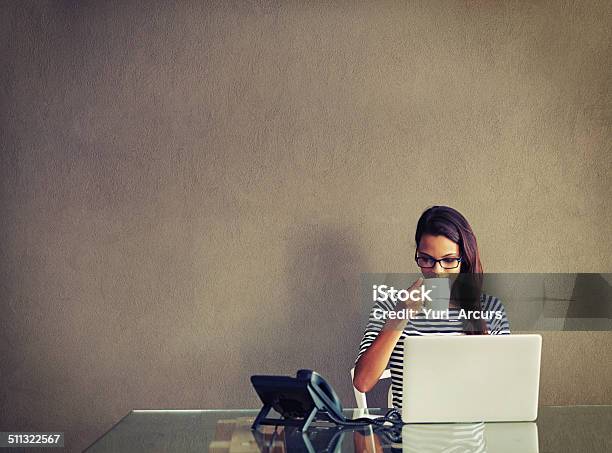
564;273;612;330
236;223;370;408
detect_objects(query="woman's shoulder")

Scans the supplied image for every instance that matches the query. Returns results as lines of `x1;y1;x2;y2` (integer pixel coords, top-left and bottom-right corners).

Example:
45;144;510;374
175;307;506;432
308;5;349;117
480;293;505;311
481;293;511;333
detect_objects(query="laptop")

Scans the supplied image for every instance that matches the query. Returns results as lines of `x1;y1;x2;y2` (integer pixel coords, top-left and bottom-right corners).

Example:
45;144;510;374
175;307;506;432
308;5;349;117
402;334;542;423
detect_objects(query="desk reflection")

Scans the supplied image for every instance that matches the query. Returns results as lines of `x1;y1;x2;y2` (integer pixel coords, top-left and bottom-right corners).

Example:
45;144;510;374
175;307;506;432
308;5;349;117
209;417;538;453
354;422;538;453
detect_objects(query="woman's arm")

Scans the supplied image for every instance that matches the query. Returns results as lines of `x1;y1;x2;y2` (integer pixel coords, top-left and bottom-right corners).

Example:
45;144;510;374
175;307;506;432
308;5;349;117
353;317;407;393
353;277;424;393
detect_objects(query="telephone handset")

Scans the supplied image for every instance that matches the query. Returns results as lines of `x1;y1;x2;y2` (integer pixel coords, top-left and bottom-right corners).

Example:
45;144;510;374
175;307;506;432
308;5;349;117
250;369;347;431
297;369;345;422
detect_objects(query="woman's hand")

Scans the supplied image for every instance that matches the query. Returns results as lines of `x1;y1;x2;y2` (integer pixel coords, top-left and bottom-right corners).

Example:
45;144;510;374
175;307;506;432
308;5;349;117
397;276;425;314
382;277;425;330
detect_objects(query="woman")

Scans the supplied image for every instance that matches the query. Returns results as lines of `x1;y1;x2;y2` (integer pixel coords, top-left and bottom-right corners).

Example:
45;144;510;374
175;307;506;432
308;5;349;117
352;205;511;410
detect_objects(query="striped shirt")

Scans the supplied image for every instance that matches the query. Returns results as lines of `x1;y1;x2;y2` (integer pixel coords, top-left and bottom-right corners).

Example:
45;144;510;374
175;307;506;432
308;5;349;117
354;293;511;410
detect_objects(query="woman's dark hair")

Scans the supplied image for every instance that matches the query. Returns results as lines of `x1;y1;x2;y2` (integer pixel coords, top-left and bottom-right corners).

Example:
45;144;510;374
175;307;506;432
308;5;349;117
415;205;488;335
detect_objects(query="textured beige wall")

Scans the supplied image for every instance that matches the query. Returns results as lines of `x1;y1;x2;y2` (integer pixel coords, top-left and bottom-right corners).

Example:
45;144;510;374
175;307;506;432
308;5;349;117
1;0;611;451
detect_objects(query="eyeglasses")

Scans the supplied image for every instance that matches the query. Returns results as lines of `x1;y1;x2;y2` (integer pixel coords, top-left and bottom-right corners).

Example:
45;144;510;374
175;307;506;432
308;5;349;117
414;252;462;269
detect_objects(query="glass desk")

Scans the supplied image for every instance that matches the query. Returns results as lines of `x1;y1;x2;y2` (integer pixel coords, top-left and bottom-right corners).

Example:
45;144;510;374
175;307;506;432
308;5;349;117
85;406;611;452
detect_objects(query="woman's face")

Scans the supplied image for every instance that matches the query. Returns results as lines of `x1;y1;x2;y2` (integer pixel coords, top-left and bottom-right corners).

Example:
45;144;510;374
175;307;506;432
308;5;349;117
416;234;462;277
